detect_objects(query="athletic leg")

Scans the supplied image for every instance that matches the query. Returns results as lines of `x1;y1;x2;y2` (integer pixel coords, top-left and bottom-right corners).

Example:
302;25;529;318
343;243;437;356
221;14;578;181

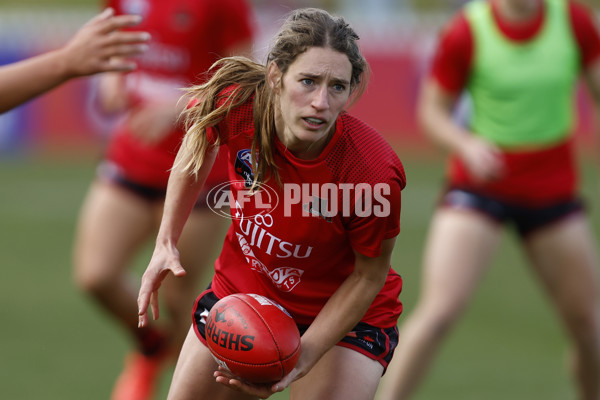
167;326;258;400
378;209;503;400
72;180;166;400
290;346;384;400
522;214;600;400
73;179;159;342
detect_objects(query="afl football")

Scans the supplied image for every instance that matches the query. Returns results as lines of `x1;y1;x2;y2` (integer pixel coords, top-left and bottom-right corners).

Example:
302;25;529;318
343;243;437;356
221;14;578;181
205;293;301;383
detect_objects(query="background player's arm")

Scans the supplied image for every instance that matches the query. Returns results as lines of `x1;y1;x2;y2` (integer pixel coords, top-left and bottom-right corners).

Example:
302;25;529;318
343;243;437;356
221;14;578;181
96;72;130;114
418;78;503;182
582;57;600;119
0;8;149;114
417;78;465;152
582;57;600;190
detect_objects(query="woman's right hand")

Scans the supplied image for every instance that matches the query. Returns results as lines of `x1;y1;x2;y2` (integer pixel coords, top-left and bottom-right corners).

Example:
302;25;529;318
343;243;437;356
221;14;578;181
213;335;322;398
137;242;187;328
457;135;505;182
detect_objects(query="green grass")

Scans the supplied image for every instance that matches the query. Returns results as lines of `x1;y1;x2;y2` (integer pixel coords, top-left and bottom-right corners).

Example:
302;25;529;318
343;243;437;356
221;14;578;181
0;150;598;399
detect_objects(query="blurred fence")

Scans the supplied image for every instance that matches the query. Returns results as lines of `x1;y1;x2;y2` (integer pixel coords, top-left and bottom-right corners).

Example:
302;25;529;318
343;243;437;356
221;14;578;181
0;5;597;156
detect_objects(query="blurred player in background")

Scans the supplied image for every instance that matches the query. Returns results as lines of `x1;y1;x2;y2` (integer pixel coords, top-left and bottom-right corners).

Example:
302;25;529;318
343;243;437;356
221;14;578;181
71;0;255;399
0;7;149;114
378;0;600;399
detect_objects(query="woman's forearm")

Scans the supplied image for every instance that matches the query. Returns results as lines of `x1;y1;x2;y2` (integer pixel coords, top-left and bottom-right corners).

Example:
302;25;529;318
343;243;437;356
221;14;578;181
0;51;73;114
300;238;396;364
0;8;149;114
418;79;471;155
156;146;219;246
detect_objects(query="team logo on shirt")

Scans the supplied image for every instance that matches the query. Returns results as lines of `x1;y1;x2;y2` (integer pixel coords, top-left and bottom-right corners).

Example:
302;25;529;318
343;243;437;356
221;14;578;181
235;149;255;187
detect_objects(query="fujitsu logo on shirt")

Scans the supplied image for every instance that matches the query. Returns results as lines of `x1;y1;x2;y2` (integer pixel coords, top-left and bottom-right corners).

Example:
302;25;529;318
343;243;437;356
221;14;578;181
235;208;306;293
238;214;312;259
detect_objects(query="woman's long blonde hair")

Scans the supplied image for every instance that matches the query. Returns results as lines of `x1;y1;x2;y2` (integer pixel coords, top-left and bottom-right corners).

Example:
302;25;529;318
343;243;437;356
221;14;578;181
177;8;369;187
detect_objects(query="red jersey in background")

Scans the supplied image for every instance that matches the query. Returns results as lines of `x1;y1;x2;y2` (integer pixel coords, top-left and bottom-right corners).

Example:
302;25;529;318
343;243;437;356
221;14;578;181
103;0;255;188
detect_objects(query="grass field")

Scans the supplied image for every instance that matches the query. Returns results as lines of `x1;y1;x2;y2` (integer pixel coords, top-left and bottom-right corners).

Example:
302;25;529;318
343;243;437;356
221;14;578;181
0;149;598;399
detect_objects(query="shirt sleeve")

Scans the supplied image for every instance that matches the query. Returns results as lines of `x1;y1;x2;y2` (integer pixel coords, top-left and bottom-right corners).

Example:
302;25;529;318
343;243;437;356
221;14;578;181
569;1;600;68
430;12;474;94
346;166;405;258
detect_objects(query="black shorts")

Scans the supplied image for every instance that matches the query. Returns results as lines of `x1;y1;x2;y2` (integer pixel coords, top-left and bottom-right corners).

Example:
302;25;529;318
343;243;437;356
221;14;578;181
441;187;584;237
97;161;210;208
192;286;399;373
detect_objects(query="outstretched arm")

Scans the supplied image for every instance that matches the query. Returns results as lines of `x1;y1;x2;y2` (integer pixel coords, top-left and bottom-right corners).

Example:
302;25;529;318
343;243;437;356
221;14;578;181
137;145;218;327
0;7;150;114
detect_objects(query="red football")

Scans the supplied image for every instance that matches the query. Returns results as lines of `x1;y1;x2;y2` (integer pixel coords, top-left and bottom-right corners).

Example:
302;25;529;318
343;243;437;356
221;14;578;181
205;293;301;383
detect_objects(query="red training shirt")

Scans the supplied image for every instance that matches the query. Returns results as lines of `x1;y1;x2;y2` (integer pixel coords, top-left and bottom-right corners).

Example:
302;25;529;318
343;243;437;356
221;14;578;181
428;0;600;205
206;90;406;328
431;0;600;94
103;0;255;188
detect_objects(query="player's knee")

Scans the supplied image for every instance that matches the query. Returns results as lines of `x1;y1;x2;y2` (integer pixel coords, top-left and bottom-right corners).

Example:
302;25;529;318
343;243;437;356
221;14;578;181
73;264;119;296
564;309;600;348
429;312;459;339
410;303;462;339
573;321;600;349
